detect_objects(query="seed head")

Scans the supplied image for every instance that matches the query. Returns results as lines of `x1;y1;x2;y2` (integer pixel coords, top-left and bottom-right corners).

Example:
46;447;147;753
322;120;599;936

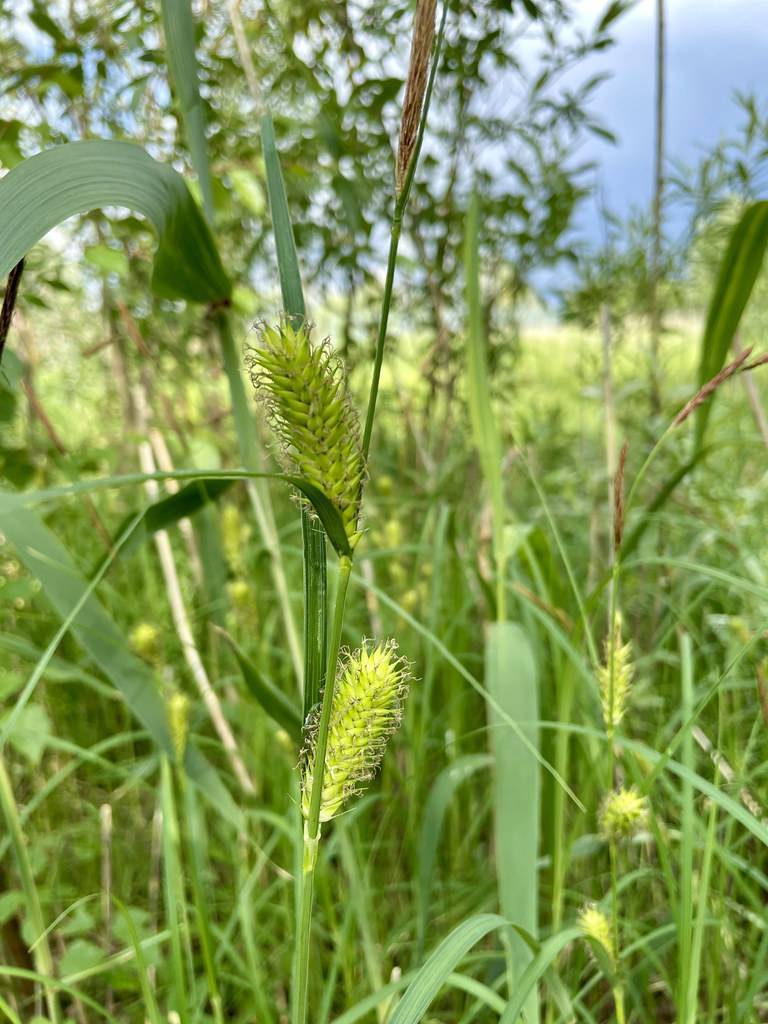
598;613;633;732
578;903;615;966
301;641;410;822
396;0;437;195
247;319;365;548
167;690;191;764
130;621;162;664
599;786;648;841
221;503;251;571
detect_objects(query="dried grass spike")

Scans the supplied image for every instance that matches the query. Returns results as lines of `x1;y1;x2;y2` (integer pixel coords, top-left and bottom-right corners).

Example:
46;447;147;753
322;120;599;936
396;0;437;195
673;347;752;427
301;640;410;822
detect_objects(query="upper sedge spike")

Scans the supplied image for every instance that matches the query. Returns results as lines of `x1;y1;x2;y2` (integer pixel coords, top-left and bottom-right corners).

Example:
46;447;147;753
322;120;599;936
247;318;365;547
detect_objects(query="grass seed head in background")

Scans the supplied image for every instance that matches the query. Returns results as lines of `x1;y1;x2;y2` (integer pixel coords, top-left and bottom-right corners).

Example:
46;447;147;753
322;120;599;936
301;641;410;822
578;903;616;967
167;690;191;764
598;613;634;732
396;0;437;195
247;318;366;547
129;621;163;664
599;786;649;841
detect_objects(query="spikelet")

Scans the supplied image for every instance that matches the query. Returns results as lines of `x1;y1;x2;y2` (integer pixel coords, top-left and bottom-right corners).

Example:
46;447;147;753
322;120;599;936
167;690;191;764
301;641;410;822
130;621;162;664
578;903;616;968
247;319;365;548
597;613;633;732
599;786;648;841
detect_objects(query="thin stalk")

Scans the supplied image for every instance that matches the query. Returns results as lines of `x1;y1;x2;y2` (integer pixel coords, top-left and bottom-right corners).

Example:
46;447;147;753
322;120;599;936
360;1;447;464
179;771;225;1024
361;212;403;460
292;556;353;1024
0;754;62;1024
609;839;626;1024
649;0;666;413
160;756;191;1024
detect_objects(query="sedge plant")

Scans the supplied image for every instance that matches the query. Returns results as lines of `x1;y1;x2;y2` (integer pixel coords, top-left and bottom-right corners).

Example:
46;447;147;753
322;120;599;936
246;4;445;1022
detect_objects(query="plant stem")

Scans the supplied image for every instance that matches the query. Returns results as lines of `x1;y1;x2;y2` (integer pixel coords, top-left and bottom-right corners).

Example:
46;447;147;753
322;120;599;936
361;207;403;461
292;555;353;1024
609;838;626;1024
0;754;62;1024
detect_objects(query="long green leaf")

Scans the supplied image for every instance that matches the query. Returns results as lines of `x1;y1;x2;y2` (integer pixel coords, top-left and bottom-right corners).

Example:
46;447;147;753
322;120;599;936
499;927;581;1023
261;113;307;319
160;0;215;221
465;191;505;588
695;200;768;447
0;140;229;302
388;914;506;1024
0;500;242;827
0;469;350;557
218;629;303;744
487;622;540;1023
416;754;493;957
113;477;235;558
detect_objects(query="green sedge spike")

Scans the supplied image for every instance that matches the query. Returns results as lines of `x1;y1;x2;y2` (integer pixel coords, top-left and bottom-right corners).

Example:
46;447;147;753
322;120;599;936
597;612;634;732
598;786;649;841
301;641;410;822
247;318;365;547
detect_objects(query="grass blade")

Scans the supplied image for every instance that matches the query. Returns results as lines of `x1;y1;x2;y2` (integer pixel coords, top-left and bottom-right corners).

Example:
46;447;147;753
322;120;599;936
218;628;303;744
416;753;493;957
499;926;581;1023
487;622;540;1022
388;913;506;1024
0;140;229;302
464;190;505;611
694;199;768;447
160;0;215;221
0;754;62;1023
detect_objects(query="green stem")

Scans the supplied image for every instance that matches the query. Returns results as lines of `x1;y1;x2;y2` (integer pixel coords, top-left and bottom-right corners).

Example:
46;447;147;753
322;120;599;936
292;556;353;1024
360;3;447;465
609;838;625;1024
0;754;62;1024
361;209;403;461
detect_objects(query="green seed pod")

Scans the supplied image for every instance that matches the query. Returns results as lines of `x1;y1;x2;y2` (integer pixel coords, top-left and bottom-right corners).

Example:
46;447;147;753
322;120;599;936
597;613;634;732
247;319;365;548
301;641;410;822
598;786;648;841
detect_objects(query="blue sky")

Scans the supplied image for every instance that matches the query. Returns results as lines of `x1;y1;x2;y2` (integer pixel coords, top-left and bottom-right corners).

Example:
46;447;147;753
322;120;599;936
572;0;768;225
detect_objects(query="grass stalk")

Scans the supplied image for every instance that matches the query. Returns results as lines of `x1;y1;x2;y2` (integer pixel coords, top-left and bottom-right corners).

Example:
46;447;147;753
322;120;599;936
0;753;62;1024
292;556;353;1024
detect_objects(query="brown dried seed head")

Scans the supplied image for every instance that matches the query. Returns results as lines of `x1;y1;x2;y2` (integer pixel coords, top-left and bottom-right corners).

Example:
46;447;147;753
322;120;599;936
396;0;437;195
673;347;752;427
